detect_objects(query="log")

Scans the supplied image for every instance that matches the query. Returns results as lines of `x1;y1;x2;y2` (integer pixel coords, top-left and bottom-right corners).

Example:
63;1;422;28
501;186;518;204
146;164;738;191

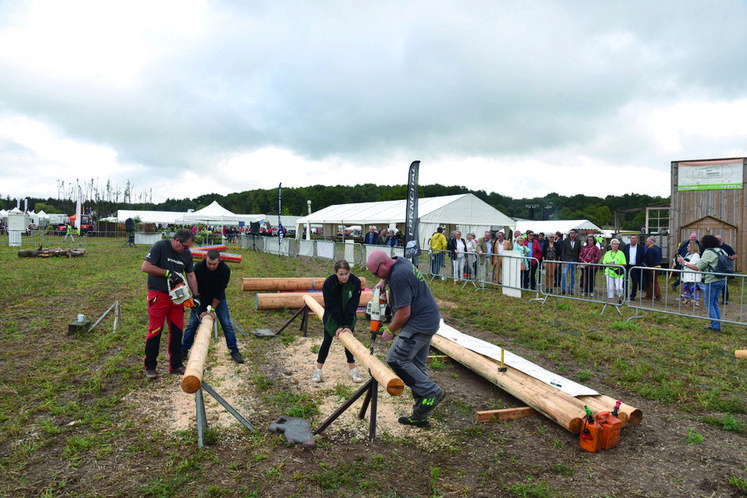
18;247;86;258
430;334;642;432
181;315;214;394
243;277;367;292
303;295;404;396
476;407;536;423
256;290;374;310
736;350;747;359
191;249;242;263
431;334;585;433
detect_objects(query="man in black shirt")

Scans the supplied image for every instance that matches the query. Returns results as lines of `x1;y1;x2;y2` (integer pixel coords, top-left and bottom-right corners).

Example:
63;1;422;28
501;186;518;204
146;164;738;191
141;229;198;379
181;249;244;364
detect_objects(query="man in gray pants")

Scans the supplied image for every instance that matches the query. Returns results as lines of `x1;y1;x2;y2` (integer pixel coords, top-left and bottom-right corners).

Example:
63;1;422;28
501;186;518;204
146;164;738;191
366;250;445;428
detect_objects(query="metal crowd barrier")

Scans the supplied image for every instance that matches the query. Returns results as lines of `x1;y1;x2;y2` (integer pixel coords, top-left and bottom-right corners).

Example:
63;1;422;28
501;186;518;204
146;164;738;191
626;266;745;327
539;260;627;316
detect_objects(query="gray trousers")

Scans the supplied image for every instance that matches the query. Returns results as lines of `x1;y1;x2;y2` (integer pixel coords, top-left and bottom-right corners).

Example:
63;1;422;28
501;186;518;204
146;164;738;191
386;333;441;407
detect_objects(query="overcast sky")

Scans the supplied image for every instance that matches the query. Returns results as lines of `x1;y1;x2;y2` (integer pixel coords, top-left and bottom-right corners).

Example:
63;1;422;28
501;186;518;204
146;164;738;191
2;0;746;205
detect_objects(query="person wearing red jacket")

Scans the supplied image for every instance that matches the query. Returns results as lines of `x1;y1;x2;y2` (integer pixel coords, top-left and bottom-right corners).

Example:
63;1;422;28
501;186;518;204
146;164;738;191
524;231;543;290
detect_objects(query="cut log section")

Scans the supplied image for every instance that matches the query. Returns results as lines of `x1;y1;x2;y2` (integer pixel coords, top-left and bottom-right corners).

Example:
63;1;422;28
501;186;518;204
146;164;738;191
181;315;214;394
476;407;536;423
303;295;404;396
736;350;747;359
243;277;367;292
256;290;374;310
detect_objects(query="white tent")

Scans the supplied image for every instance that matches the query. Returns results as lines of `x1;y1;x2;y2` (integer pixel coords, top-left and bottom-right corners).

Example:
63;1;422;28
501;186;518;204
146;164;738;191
115;209;186;225
513;219;603;236
296;194;514;242
177;201;265;225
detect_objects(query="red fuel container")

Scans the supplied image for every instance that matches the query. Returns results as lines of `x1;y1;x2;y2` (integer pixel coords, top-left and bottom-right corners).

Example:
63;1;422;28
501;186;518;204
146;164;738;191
579;417;602;453
595;411;622;450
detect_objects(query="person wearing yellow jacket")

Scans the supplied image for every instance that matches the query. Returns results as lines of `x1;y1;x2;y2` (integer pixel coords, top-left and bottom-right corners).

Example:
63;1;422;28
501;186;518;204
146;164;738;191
429;227;447;279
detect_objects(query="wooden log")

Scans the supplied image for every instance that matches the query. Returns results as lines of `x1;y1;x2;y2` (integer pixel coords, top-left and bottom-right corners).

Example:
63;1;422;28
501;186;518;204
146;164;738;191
430;334;643;432
476;407;536;423
256;290;374;310
736;350;747;359
243;277;367;292
303;295;404;397
181;315;214;394
18;247;86;258
191;249;242;263
576;395;642;426
431;334;585;433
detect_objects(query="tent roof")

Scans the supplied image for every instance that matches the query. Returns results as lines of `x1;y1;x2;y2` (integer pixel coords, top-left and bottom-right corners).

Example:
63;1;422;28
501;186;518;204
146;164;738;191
513;219;603;235
116;209;186;224
297;194;514;227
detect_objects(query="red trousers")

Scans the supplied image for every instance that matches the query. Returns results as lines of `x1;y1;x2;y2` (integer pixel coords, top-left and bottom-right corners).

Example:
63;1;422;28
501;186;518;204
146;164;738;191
144;289;185;371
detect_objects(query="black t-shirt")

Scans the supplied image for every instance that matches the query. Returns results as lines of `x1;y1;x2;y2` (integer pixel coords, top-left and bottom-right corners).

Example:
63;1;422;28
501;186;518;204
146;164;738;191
144;239;194;292
193;259;231;313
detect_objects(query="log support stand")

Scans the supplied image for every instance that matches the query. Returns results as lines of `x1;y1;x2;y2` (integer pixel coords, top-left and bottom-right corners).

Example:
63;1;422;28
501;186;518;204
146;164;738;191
194;381;256;449
313;376;380;442
273;304;310;337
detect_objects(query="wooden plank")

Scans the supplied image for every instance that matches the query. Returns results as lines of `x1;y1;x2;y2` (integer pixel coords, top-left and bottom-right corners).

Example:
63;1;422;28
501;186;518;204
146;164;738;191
476;407;536;423
426;355;450;365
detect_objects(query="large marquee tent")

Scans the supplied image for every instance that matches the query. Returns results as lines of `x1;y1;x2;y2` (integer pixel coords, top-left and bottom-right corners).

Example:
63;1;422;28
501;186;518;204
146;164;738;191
513;219;603;237
296;193;515;244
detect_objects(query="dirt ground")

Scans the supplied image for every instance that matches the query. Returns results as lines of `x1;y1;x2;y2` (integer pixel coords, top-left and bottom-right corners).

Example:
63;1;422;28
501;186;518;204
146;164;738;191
122;313;747;497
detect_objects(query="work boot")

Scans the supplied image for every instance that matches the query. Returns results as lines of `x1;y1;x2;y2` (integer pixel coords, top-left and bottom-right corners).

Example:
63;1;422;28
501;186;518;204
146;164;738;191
413;389;446;419
145;369;158;380
398;415;431;428
170;365;186;375
231;351;245;364
349;368;363;383
311;368;323;383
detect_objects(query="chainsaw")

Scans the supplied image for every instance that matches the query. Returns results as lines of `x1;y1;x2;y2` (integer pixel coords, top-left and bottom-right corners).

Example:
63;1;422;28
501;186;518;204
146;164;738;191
167;270;196;308
364;287;392;338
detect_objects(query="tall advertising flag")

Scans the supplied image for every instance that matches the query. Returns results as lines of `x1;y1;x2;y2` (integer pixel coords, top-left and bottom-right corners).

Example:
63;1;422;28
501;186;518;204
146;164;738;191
404;160;421;262
75;184;82;230
278;183;283;245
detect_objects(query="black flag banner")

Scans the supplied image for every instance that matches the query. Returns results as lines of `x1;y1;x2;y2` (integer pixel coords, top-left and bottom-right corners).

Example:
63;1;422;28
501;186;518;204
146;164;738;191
404;160;421;261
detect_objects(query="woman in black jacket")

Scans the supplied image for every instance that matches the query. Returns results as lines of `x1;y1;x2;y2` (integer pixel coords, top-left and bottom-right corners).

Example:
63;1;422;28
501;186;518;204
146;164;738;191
311;260;364;383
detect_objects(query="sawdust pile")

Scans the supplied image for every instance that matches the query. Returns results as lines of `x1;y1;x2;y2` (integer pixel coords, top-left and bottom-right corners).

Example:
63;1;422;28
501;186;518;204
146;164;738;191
123;333;448;444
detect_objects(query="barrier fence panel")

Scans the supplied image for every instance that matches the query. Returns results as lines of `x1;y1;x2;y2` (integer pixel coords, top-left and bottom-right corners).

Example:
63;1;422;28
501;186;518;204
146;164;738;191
343;242;357;266
298;239;315;258
627;266;746;328
316;241;336;261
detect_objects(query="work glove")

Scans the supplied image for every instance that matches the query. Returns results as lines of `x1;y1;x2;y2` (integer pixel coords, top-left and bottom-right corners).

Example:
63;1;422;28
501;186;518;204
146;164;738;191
192;293;201;309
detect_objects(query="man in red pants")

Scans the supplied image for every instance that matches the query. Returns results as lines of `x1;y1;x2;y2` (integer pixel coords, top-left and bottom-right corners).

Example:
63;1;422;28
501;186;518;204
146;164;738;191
140;229;199;379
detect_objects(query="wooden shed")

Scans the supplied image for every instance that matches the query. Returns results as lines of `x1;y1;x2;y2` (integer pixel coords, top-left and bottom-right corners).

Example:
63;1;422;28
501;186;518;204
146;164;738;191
670;157;745;271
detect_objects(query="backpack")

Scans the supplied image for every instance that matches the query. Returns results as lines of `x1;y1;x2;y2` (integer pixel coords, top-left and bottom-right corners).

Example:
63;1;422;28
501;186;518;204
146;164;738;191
707;248;734;275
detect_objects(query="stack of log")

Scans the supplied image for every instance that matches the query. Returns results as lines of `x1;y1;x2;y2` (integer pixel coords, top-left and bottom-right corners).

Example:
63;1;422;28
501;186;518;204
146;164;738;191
430;334;642;434
244;277;373;310
18;246;86;258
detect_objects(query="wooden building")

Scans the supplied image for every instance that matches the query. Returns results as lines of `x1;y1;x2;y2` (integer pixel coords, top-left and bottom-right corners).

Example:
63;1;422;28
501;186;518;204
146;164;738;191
670;157;745;271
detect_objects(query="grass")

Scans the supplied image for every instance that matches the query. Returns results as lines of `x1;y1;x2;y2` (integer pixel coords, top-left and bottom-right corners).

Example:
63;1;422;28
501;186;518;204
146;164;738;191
0;242;745;496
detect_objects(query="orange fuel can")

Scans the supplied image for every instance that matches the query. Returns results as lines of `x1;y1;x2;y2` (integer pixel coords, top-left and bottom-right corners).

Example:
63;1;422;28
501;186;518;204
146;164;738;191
579;406;601;453
595;411;622;450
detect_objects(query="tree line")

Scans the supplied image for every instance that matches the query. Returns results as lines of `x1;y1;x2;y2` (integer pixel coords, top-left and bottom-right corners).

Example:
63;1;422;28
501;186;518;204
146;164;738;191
2;183;668;230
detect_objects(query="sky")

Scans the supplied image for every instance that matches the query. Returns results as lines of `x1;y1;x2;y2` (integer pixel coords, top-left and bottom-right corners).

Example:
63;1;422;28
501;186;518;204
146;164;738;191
2;0;747;205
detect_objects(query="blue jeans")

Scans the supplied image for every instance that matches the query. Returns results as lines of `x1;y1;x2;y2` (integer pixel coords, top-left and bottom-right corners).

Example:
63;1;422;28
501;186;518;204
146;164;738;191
562;262;576;292
431;251;444;276
182;299;238;354
704;280;726;330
